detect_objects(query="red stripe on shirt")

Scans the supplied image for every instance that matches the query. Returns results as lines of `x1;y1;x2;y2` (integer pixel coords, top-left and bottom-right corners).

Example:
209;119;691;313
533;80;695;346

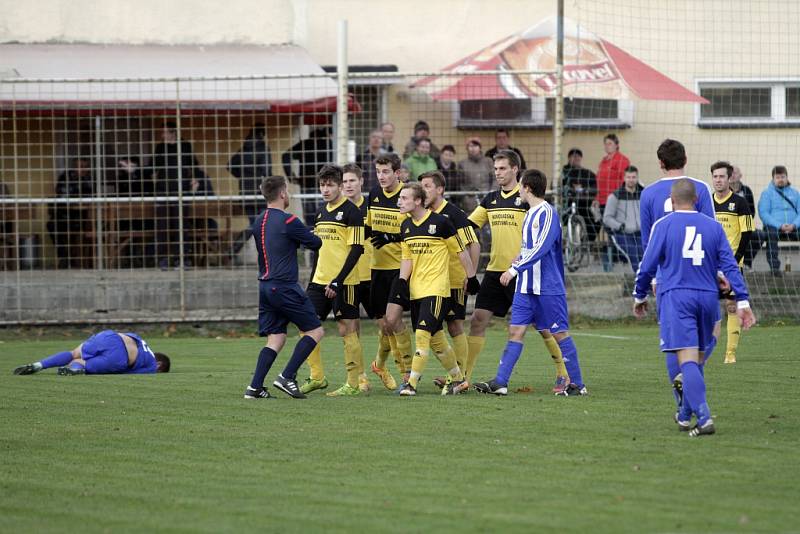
260;211;270;280
285;215;297;224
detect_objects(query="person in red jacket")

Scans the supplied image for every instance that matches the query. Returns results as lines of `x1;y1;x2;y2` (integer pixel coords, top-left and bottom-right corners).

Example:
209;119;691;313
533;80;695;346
594;133;631;214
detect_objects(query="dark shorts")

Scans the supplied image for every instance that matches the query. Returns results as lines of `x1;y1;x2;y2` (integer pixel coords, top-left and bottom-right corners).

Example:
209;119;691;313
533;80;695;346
307;282;360;321
446;288;466;322
474;270;515;317
411;295;449;334
258;281;322;336
371;269;406;318
358;280;374;318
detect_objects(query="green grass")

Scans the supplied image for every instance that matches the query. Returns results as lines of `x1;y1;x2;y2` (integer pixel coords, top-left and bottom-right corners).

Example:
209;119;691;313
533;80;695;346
1;323;798;533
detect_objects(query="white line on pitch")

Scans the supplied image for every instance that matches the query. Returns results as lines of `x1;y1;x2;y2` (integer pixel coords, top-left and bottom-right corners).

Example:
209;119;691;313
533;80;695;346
571;333;630;340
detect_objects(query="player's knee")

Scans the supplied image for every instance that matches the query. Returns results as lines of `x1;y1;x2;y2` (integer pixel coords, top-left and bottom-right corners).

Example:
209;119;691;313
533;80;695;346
725;301;737;315
552;331;569;342
447;321;463;337
308;326;325;343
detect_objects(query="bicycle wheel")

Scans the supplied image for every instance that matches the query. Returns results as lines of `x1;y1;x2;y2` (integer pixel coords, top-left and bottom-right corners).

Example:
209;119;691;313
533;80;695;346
564;214;588;272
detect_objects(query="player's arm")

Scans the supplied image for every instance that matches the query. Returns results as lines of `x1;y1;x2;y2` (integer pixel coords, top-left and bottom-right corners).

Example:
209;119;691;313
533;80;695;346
639;197;653;251
632;221;664;316
287;216;322;250
326;221;365;297
467;203;488;231
734;219;752;264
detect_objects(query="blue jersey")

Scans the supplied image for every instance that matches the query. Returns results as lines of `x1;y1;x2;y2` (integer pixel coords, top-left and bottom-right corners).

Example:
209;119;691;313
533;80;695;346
250;208;322;283
633;211;750;302
509;201;565;295
640;176;714;250
124;332;158;374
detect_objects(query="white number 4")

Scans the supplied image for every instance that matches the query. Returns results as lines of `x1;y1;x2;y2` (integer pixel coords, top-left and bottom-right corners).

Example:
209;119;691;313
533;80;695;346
682;226;705;266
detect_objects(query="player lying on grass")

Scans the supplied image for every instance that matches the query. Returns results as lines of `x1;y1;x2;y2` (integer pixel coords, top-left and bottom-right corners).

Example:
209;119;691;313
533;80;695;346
474;169;587;397
633;178;756;436
13;330;170;375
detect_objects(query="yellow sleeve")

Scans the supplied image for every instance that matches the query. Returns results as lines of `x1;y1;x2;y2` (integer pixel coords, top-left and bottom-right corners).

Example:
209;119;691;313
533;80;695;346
446;235;464;255
348;225;364;246
401;240;411;260
458;225;478;245
740;213;754;233
366;206;373;227
468;205;488;229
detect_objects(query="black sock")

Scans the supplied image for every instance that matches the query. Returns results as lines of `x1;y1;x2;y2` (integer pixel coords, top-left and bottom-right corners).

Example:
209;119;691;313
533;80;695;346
281;335;318;380
250;347;278;389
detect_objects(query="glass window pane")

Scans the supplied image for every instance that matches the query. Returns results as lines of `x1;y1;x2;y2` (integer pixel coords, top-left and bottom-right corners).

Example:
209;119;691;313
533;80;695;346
546;98;618;120
459;99;531;121
699;87;771;118
786;87;800;117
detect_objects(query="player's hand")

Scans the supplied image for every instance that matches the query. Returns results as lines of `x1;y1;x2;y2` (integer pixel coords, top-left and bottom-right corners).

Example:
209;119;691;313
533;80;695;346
324;281;339;299
466;276;481;295
717;273;731;293
371;232;400;249
737;306;756;330
499;269;515;287
633;300;648;318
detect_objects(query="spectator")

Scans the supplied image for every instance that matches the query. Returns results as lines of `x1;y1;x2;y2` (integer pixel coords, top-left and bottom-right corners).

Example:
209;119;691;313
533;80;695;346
731;165;761;268
603;165;644;272
115;157;153;197
281;126;334;224
47;157;94;269
227;123;272;259
594;133;630;216
356;129;383;190
402;120;440;160
758;165;800;275
458;138;494;191
436;144;463;189
149;121;212;270
484;129;527;170
562;147;599;242
403;138;437;181
380;122;396;154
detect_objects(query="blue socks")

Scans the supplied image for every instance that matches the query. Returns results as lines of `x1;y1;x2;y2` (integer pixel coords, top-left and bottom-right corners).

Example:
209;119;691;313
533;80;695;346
558;337;583;387
680;361;711;425
40;351;73;369
282;335;318;380
495;341;524;386
250;347;278;389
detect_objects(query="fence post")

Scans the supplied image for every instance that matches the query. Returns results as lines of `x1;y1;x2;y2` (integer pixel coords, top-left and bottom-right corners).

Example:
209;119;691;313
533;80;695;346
176;80;187;318
336;19;349;165
552;0;565;206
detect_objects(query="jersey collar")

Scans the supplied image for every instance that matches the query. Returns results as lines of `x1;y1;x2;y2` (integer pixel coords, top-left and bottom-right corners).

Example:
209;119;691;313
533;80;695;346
432;199;448;214
383;183;403;198
411;209;432;226
500;183;520;199
326;196;348;212
714;191;733;204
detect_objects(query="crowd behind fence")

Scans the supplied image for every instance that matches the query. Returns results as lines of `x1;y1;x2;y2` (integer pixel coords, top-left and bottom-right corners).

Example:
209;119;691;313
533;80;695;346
1;71;799;323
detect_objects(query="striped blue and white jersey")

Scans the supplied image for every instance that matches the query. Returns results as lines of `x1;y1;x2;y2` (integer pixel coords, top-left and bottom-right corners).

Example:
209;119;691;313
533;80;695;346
508;201;565;296
640;176;714;251
633;210;750;302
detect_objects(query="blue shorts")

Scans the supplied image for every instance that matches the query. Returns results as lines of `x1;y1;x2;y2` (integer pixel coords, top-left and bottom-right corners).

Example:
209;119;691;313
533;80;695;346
81;330;130;374
658;289;720;353
259;281;322;336
509;292;569;333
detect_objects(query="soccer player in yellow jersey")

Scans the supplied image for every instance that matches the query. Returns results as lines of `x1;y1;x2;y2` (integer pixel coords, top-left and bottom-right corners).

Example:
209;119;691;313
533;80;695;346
299;165;366;396
367;155;415;390
711;161;754;364
466;150;570;393
395;183;481;396
342;163;373;392
418;171;481;389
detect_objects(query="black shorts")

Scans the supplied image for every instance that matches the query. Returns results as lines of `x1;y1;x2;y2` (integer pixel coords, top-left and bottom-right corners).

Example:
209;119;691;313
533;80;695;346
370;269;405;318
358;280;374;318
446;288;466;321
259;281;321;336
719;267;743;301
307;282;360;321
411;295;449;334
474;270;515;317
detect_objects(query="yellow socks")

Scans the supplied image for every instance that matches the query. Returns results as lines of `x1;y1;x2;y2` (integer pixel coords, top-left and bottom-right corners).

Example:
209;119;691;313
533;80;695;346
375;333;391;368
408;330;431;389
450;333;468;370
343;332;362;388
431;330;463;380
465;335;486;381
394;328;414;373
725;313;740;362
305;343;324;381
387;334;405;374
543;335;569;379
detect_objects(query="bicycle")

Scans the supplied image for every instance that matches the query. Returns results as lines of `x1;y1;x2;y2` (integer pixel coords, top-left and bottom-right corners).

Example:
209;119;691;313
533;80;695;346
561;199;589;272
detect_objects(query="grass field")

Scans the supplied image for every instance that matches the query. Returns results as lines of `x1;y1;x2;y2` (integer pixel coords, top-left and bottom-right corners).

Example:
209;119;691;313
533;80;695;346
1;322;798;533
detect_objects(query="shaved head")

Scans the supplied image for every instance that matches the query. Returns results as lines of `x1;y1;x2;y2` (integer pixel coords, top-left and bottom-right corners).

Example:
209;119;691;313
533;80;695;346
671;178;697;209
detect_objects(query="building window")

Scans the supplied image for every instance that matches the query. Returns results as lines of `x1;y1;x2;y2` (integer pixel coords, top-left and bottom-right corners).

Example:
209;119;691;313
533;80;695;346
457;97;631;129
697;81;800;127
